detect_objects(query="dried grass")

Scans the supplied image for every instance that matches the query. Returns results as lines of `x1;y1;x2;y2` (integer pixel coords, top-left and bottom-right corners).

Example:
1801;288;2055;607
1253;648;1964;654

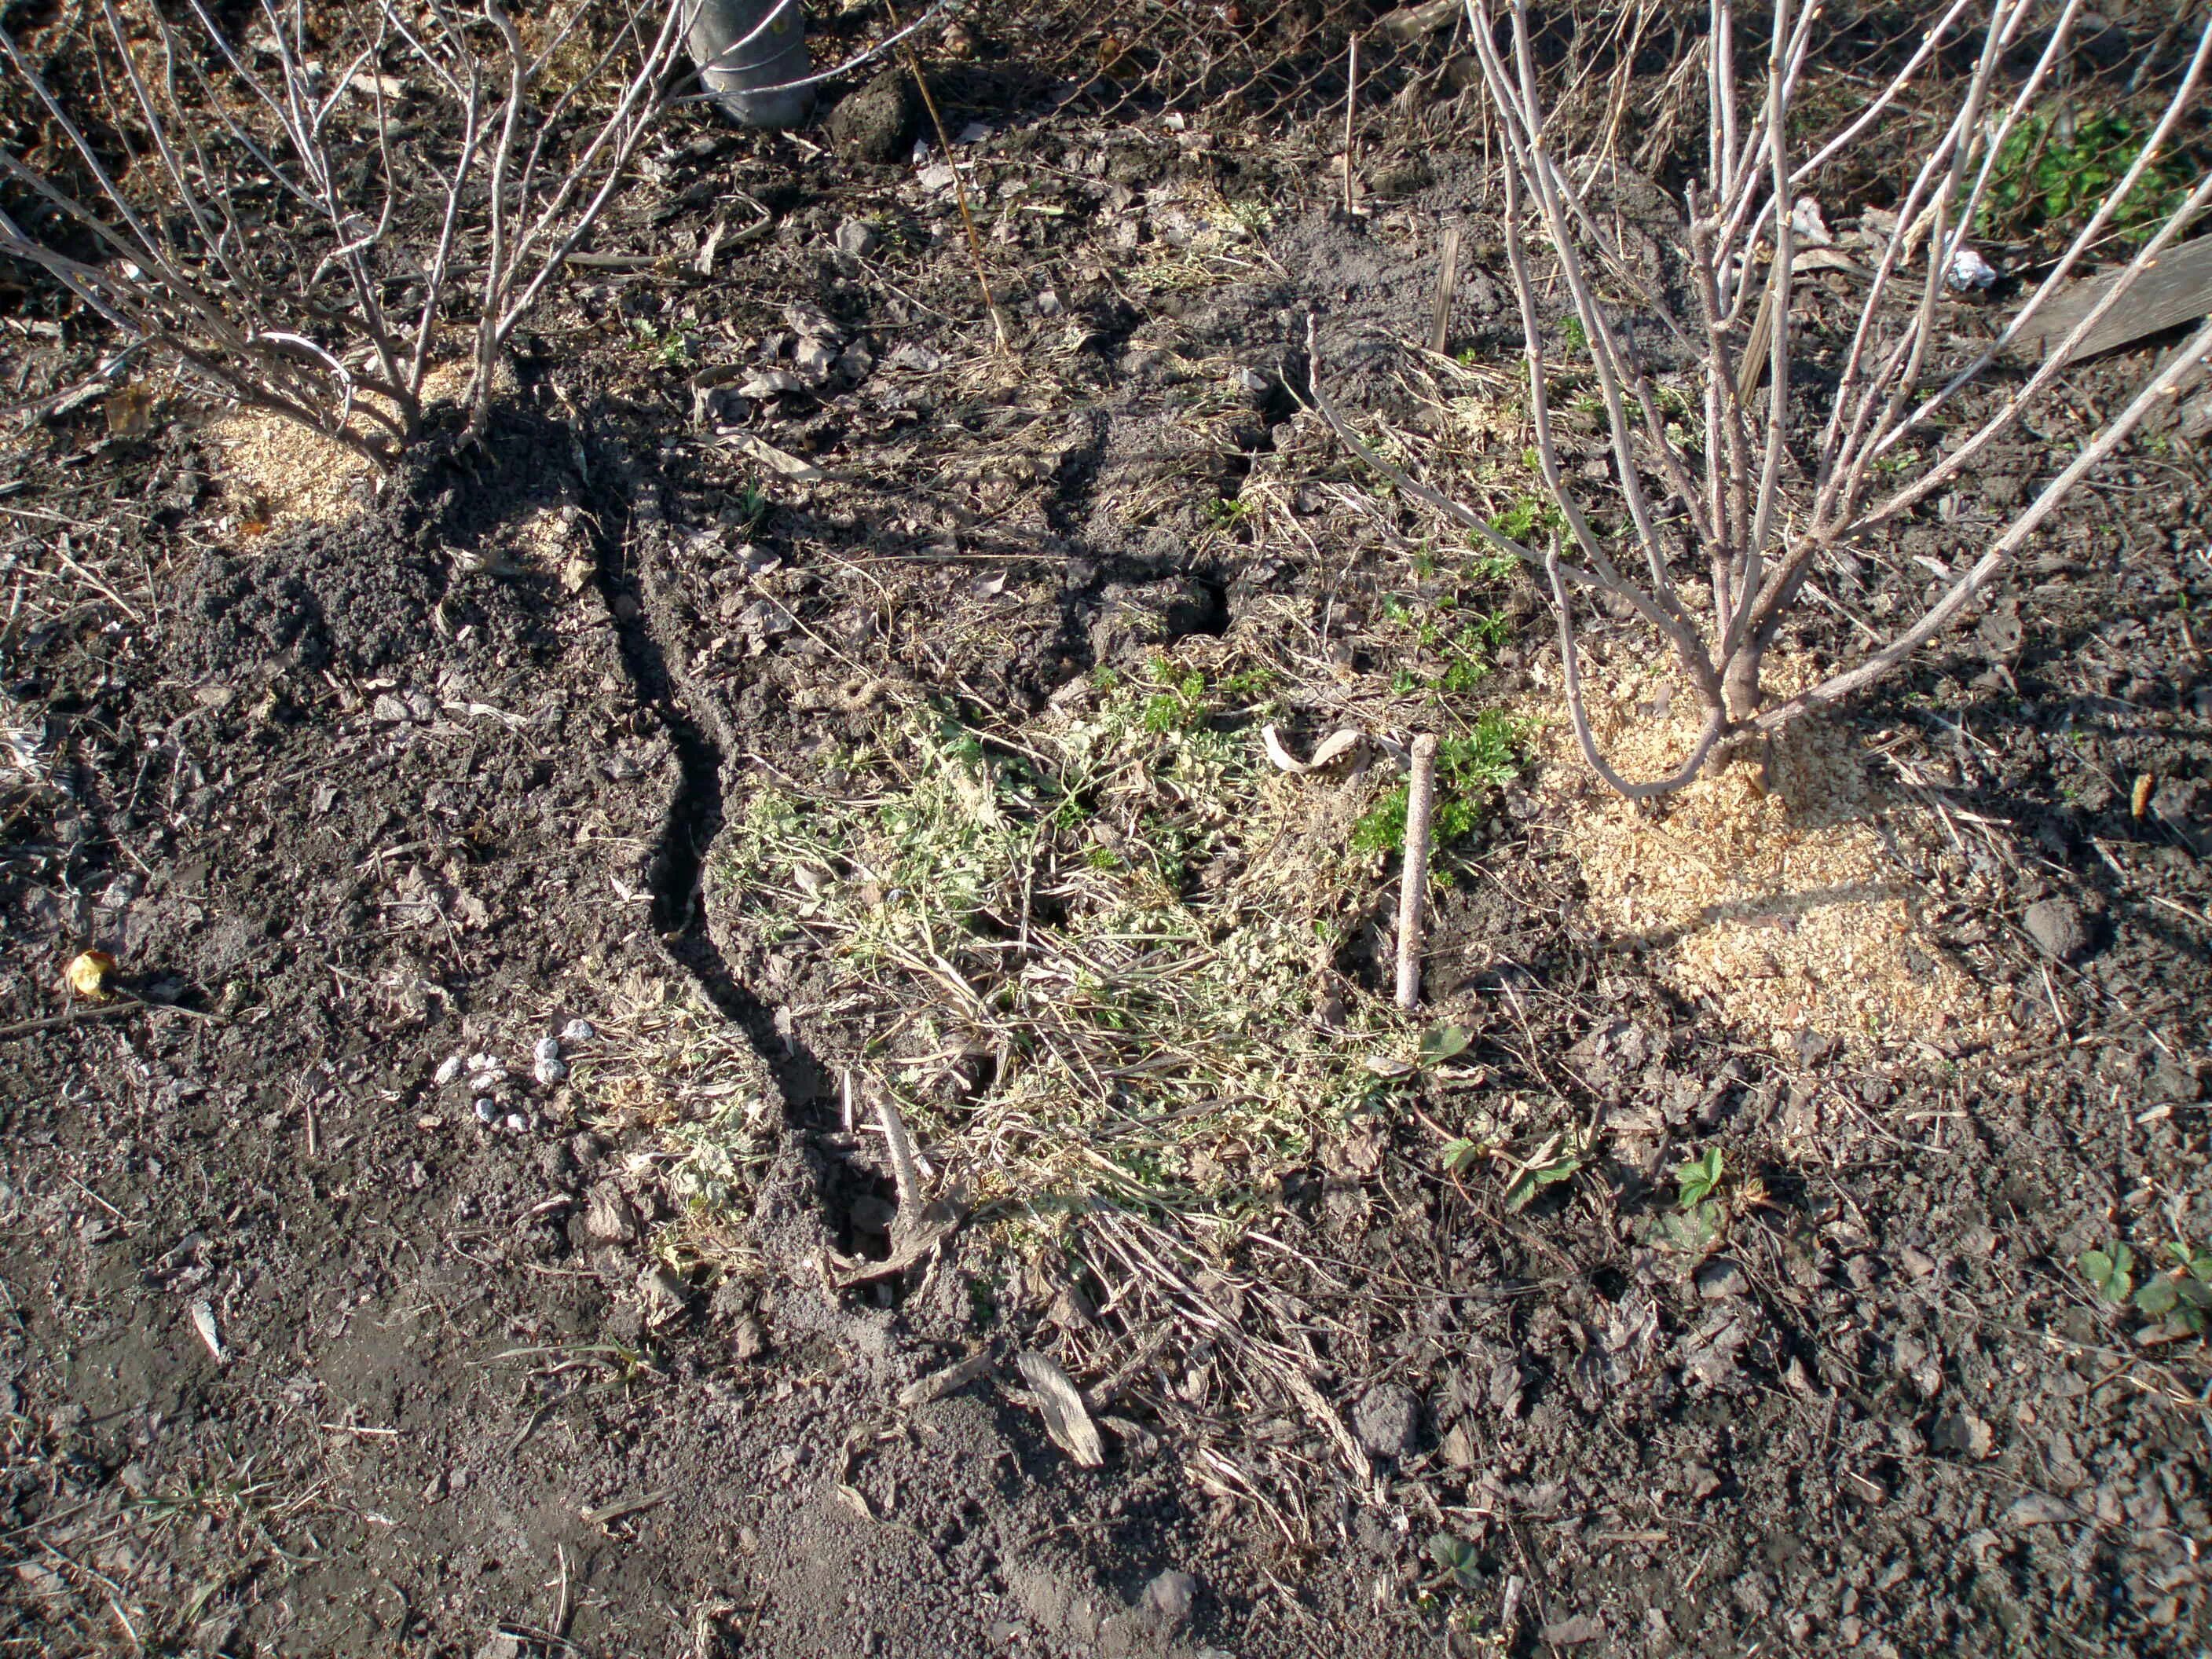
1538;656;1996;1049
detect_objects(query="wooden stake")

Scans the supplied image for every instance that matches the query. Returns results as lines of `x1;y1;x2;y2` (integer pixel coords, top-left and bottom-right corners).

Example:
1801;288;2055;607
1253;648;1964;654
1430;223;1462;355
1343;34;1361;218
1395;734;1439;1012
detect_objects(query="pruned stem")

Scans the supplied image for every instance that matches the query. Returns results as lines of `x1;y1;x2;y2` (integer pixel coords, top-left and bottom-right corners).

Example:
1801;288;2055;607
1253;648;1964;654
1396;735;1440;1013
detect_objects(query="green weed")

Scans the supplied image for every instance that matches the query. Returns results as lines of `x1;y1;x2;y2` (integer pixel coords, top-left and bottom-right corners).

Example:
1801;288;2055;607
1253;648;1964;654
2080;1242;2134;1304
1503;1131;1581;1212
1675;1146;1726;1210
1350;712;1529;855
2084;1240;2212;1340
1489;496;1565;543
1978;109;2196;243
1206;495;1253;531
629;317;694;368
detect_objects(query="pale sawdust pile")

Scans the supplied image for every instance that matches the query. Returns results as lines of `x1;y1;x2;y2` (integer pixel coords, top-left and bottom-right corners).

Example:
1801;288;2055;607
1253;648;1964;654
1536;661;1995;1049
204;358;512;533
206;408;373;531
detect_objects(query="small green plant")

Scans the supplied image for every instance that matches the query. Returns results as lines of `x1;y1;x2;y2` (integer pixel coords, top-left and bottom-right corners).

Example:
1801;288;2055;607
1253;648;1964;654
1419;1024;1471;1068
630;317;694;368
1489;496;1563;542
1978;109;2197;243
1351;712;1529;855
1205;495;1253;531
1440;1137;1485;1177
1560;313;1588;353
1675;1146;1725;1210
1427;1533;1485;1592
1503;1131;1580;1212
1647;1145;1737;1254
1141;658;1211;733
2079;1242;2134;1305
1218;665;1277;704
2128;1242;2212;1339
1463;545;1520;584
734;480;772;531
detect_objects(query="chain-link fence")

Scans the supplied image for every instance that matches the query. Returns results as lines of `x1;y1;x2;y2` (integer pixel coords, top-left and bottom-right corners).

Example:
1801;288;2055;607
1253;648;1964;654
790;0;1719;175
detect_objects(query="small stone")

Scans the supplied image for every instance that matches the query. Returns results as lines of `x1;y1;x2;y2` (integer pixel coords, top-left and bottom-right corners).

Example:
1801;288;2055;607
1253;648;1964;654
731;1313;768;1361
1539;1613;1605;1646
533;1035;562;1064
848;1194;900;1234
2150;1053;2202;1102
1440;1421;1478;1469
1035;289;1063;317
1352;1382;1421;1460
826;69;916;166
370;693;411;723
1696;1258;1749;1299
503;1113;530;1134
833;218;880;258
793;336;837;385
1932;1408;1995;1460
1142;1569;1197;1626
561;1019;597;1043
584;1183;638;1244
610;592;640;621
473;1097;498;1124
434;1053;464;1087
535;1057;568;1086
2008;1492;2073;1527
737;368;806;400
2023;897;2089;962
639;1265;689;1325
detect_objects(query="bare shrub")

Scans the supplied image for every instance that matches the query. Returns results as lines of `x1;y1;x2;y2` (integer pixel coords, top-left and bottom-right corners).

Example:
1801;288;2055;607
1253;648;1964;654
1313;0;2212;797
0;0;687;469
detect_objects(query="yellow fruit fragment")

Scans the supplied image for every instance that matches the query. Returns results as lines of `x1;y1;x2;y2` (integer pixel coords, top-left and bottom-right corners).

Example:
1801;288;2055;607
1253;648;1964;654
66;950;117;1002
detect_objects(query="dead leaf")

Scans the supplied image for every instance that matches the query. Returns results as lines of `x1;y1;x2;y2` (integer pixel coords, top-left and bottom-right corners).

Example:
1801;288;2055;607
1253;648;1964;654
718;430;825;482
1015;1350;1104;1467
1261;723;1366;774
899;1349;996;1408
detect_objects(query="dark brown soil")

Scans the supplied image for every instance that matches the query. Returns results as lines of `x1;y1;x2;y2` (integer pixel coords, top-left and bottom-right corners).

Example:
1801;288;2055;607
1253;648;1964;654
5;32;2212;1659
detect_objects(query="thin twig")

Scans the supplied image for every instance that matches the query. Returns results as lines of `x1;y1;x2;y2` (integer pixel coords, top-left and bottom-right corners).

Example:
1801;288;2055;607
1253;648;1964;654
888;0;1006;350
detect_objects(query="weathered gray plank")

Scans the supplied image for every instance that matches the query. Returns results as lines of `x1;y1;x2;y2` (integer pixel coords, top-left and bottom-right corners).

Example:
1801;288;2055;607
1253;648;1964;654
2019;236;2212;364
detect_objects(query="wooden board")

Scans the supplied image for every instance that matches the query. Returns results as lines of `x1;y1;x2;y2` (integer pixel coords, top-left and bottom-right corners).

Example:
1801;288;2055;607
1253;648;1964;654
2019;235;2212;364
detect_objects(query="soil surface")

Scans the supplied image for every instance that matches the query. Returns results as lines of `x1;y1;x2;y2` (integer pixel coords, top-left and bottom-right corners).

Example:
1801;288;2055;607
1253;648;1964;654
5;25;2212;1659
